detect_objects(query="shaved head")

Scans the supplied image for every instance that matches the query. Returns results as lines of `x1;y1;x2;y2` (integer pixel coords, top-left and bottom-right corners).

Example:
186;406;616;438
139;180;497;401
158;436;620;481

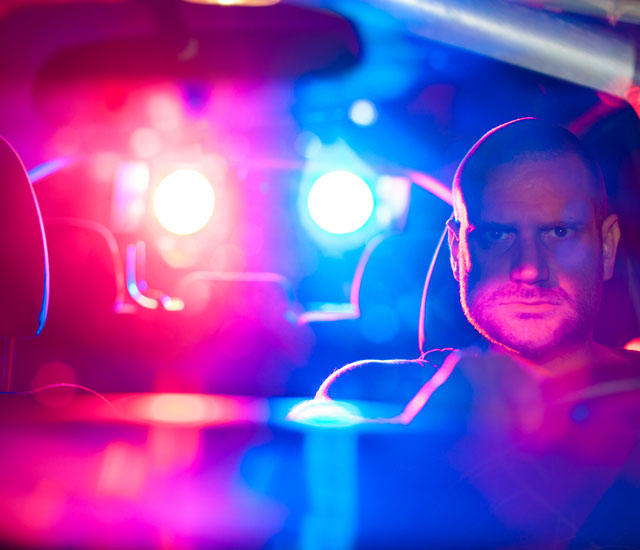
452;118;607;226
448;118;620;363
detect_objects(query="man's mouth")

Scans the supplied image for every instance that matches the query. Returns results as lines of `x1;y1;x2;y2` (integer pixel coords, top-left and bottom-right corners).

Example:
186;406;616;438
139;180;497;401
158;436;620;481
499;301;560;312
502;301;560;305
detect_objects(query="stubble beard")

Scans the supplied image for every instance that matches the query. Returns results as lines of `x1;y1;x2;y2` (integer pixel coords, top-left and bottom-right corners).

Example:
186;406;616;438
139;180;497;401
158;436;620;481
459;274;602;363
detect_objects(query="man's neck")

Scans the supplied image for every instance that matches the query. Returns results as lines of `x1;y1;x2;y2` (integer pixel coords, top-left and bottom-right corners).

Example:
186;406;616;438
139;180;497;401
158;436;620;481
488;340;616;377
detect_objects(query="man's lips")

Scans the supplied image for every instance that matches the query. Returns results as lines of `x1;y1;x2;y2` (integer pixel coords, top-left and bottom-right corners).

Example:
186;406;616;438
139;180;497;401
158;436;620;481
499;301;561;312
500;301;560;305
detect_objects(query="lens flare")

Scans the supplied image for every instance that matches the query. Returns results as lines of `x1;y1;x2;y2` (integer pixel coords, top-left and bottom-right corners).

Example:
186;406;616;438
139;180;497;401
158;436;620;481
153;169;215;235
307;171;374;235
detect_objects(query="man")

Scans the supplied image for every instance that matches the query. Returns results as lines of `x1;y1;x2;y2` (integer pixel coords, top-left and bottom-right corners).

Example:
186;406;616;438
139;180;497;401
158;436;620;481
307;117;640;542
449;117;625;373
298;118;640;547
315;118;639;405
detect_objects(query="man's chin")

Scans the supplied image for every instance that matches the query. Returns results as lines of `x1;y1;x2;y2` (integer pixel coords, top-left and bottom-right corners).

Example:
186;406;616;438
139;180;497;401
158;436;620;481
491;338;559;363
474;316;575;363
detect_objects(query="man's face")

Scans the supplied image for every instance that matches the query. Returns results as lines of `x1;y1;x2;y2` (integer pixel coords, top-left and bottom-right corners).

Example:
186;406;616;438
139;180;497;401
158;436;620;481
450;152;618;362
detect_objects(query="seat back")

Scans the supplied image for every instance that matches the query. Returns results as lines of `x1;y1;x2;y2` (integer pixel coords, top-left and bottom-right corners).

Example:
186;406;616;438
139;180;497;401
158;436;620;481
0;137;49;338
43;218;125;328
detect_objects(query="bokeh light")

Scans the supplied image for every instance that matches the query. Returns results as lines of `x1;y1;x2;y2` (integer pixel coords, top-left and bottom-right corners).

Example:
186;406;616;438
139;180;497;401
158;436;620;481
183;0;280;4
153;169;215;235
307;171;374;235
129;127;161;159
121;393;268;426
287;399;364;427
348;99;378;126
624;337;640;352
145;394;208;423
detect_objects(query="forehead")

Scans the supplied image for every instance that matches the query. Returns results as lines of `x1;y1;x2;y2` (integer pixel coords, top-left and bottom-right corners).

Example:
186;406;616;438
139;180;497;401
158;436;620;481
473;153;596;223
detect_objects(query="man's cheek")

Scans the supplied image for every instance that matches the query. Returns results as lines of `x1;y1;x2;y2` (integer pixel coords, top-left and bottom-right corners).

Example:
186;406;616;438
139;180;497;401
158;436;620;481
466;253;508;290
554;240;592;269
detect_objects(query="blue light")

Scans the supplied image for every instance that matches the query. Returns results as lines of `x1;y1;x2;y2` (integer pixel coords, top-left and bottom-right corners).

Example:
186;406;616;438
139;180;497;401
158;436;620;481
287;399;364;428
307;171;374;235
348;99;378;126
28;157;72;183
360;304;400;344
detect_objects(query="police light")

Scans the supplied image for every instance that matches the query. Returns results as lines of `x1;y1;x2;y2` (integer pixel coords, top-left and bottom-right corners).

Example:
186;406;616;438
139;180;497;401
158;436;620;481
306;171;374;235
348;99;378;126
153;169;215;235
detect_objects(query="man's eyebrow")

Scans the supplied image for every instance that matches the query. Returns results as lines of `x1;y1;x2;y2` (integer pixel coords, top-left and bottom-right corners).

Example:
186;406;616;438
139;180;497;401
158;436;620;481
539;220;588;231
538;220;586;229
472;221;517;231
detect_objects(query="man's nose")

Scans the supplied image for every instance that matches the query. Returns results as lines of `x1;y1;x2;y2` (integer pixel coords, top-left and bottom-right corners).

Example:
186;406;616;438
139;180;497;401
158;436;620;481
510;237;549;284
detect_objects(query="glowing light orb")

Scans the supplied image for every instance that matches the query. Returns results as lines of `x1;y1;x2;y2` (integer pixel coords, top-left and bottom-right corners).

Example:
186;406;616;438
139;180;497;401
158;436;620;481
349;99;378;126
307;171;374;234
153;169;215;235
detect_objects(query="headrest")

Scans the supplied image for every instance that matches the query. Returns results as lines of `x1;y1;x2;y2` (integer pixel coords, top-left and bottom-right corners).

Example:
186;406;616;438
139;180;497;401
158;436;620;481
0;137;49;337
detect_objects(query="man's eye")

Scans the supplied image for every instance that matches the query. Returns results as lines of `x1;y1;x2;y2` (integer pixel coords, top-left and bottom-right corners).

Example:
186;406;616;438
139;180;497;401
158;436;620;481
473;226;515;249
486;229;507;241
546;226;575;239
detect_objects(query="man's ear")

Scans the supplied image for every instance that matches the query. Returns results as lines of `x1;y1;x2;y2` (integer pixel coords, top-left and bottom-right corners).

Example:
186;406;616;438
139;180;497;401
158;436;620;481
601;213;621;281
446;218;461;282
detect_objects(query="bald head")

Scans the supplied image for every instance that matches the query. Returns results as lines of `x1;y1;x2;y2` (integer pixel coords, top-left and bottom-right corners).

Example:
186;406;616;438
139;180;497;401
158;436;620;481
447;118;621;364
452;118;607;225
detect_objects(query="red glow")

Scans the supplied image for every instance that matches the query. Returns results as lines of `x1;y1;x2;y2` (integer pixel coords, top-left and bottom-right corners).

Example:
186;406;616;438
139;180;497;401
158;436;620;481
129;127;162;159
97;442;146;497
624;337;640;352
30;362;77;409
153;169;215;235
123;393;268;426
146;394;208;423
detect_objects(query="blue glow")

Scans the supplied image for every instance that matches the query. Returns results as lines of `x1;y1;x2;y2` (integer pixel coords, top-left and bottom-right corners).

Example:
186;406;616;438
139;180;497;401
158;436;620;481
287;399;364;428
349;99;377;126
28;157;72;183
360;304;400;344
31;175;50;335
307;171;374;235
571;404;589;422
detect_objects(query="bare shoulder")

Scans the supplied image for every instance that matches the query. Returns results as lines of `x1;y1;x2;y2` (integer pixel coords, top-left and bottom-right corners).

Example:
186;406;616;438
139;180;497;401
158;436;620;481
616;347;640;368
315;348;456;403
592;346;640;380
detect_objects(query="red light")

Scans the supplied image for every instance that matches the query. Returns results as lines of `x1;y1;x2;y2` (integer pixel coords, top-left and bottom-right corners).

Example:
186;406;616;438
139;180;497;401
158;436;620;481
123;393;267;426
153;169;215;235
624;337;640;352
